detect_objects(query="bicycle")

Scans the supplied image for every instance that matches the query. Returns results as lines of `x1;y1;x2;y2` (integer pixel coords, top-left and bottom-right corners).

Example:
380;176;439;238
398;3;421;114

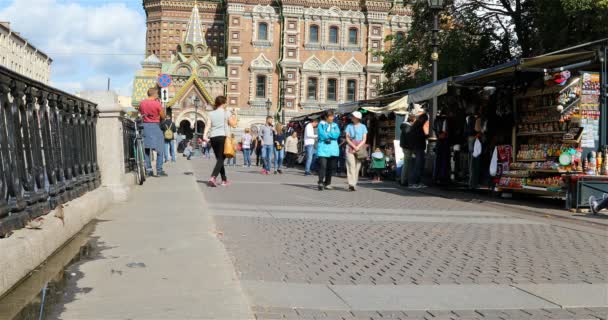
131;117;147;185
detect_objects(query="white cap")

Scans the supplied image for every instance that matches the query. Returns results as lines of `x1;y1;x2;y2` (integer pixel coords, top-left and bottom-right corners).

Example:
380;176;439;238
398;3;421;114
351;111;362;120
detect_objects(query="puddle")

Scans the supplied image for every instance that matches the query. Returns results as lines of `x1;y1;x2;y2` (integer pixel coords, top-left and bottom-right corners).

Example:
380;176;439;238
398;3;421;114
0;220;107;320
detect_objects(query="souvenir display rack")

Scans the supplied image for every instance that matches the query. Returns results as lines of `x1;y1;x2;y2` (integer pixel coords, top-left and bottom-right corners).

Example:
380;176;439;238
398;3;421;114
498;77;584;196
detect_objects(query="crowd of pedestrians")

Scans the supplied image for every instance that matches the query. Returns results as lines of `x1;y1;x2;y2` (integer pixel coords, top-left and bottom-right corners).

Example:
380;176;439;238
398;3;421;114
140;89;430;191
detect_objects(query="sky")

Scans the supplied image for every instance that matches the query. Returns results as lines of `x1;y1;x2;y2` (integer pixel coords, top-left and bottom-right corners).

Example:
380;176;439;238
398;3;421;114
0;0;147;96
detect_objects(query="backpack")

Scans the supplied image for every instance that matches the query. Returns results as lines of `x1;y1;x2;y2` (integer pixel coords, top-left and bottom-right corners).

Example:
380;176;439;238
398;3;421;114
164;121;174;140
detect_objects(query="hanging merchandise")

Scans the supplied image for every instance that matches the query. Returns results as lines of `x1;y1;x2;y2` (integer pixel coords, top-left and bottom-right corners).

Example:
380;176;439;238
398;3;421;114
473;138;482;158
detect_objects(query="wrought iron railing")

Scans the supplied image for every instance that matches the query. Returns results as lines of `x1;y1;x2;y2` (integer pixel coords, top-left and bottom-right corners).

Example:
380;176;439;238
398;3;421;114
0;66;100;237
123;117;136;173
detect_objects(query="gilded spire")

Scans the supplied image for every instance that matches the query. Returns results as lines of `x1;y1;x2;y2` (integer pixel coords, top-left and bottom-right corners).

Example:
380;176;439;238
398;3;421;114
183;1;205;46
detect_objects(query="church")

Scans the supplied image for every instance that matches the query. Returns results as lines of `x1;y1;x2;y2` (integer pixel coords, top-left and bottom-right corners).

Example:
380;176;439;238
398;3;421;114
132;0;412;136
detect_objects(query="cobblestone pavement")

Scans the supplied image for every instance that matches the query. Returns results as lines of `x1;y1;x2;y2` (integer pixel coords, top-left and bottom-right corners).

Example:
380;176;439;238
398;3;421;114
192;159;608;320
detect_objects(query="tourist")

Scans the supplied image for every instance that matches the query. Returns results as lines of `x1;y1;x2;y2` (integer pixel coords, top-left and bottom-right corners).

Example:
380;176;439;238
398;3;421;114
407;113;430;188
184;141;194;160
273;123;286;174
162;115;177;163
260;116;276;175
200;139;208;158
345;111;368;191
399;114;416;186
254;135;263;167
589;195;608;215
304;118;319;175
316;110;340;191
371;148;386;183
139;88;167;177
226;133;238;167
242;128;253;167
203;96;237;187
285;131;299;168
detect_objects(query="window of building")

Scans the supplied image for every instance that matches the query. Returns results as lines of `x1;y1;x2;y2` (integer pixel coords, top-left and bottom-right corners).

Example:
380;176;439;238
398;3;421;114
258;23;268;41
329;26;339;44
347;80;357;102
256;75;267;98
348;28;358;45
327;79;337;101
307;77;318;100
309;25;319;43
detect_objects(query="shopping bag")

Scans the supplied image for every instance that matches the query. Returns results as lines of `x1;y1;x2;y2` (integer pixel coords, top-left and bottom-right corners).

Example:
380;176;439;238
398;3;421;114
473;138;482;158
489;147;498;176
224;137;236;158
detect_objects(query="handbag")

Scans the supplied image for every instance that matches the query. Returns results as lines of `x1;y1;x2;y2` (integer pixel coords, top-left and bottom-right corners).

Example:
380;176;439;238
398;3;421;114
355;146;368;160
224;136;236;158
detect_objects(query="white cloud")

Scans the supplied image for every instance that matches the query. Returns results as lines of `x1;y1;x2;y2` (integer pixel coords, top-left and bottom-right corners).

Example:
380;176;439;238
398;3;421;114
0;0;146;95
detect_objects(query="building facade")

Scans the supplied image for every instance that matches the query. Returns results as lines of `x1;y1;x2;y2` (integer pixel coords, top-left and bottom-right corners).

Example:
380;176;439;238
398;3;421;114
0;22;52;84
137;0;412;129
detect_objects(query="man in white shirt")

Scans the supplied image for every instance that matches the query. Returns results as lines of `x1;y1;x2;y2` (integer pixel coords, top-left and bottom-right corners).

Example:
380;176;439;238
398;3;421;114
304;118;319;175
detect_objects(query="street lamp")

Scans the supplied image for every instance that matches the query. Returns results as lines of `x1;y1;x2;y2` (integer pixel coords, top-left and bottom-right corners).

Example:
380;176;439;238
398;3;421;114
279;77;289;124
193;96;201;152
266;98;272;117
427;0;444;140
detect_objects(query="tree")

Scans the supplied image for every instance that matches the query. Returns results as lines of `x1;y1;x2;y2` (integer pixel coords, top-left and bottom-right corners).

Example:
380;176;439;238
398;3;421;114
381;0;511;93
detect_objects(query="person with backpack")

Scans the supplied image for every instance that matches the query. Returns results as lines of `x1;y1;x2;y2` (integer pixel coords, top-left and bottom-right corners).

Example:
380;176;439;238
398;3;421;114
139;88;167;177
162;115;177;163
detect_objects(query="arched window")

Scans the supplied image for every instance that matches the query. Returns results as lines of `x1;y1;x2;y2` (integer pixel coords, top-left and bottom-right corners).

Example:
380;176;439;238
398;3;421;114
347;79;357;102
309;25;319;43
329;26;339;44
256;75;267;98
258;23;268;41
348;28;358;45
327;79;337;101
307;77;318;100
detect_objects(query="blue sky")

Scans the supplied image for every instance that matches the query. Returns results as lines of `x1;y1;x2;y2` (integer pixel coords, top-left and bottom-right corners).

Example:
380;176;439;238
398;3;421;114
0;0;147;96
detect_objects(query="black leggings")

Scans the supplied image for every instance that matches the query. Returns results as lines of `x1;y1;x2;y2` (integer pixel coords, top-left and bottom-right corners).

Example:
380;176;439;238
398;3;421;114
210;136;227;180
318;156;337;186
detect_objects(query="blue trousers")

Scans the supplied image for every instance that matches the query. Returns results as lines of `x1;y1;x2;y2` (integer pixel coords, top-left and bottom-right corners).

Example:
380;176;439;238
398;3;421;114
243;148;252;167
262;145;273;171
305;144;315;174
274;148;285;171
164;140;176;162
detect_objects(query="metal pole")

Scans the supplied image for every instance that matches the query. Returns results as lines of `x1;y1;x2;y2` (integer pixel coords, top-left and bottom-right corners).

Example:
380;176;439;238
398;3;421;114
193;102;198;153
430;11;439;140
600;45;607;147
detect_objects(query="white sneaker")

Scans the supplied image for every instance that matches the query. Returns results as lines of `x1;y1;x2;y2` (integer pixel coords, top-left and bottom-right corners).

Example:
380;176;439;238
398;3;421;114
589;196;599;214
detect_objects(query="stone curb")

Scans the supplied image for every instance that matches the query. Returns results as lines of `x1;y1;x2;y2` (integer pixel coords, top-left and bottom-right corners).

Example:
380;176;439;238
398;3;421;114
0;186;115;297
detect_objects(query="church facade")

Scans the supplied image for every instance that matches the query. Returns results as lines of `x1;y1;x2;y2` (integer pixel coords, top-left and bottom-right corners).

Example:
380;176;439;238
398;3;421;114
133;0;412;131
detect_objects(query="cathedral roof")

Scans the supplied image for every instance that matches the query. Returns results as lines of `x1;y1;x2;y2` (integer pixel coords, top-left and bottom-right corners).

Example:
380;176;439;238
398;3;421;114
142;54;162;66
182;2;206;46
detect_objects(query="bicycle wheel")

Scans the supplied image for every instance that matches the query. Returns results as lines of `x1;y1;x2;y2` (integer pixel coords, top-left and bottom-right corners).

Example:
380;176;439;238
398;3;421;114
135;139;146;185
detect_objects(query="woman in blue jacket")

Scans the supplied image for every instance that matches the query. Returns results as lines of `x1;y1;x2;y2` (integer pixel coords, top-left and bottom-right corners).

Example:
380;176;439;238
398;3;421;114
316;110;341;191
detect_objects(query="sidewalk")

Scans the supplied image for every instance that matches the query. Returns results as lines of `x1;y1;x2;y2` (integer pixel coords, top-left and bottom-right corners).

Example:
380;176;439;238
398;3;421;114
411;183;608;228
55;159;253;320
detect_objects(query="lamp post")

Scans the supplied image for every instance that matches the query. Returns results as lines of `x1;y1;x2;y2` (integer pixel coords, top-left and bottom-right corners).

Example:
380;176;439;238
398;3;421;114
279;77;288;124
193;96;201;152
266;98;272;118
427;0;444;140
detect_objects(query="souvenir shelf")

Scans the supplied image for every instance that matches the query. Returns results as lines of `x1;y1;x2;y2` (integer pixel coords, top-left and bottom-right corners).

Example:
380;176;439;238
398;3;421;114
498;78;584;197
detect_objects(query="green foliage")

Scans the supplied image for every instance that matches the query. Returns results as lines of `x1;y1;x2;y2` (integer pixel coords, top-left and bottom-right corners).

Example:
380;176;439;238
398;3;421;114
381;0;608;93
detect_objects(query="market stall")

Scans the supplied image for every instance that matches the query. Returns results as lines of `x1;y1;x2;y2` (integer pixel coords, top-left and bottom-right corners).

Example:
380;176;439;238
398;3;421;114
421;38;608;210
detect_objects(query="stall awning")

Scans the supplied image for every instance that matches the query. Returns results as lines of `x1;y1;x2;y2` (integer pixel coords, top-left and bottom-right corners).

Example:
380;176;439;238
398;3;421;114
363;95;409;114
408;77;451;103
